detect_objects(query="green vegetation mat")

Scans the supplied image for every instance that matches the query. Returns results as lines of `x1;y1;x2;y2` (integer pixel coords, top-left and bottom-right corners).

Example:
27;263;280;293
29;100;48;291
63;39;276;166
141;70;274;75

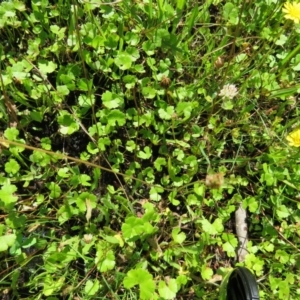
1;0;300;299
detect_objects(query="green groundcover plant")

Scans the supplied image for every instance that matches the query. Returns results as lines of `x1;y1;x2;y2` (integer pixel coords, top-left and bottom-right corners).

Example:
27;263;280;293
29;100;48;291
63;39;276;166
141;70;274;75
0;0;300;299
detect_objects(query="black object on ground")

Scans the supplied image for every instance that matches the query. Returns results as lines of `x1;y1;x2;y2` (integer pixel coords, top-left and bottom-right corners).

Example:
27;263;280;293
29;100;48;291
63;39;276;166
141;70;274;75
226;266;260;300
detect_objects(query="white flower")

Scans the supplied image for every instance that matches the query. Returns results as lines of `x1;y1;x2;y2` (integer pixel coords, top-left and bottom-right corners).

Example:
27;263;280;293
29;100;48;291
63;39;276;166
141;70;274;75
219;84;238;99
83;234;93;244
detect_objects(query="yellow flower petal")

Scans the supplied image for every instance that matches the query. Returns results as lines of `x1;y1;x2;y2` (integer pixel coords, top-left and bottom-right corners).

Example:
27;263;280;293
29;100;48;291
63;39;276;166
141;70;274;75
286;129;300;147
283;2;300;23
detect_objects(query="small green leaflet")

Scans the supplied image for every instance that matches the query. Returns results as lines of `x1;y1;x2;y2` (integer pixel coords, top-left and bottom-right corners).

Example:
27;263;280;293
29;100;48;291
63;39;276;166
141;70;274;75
201;266;213;280
123;268;155;300
0;182;18;210
0;234;16;252
158;279;178;299
222;233;238;257
172;228;186;244
102;91;124;109
38;59;57;74
85;279;100;296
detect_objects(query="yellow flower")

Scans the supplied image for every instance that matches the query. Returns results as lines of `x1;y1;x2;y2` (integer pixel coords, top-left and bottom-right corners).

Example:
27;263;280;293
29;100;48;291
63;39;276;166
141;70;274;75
283;2;300;23
286;129;300;147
